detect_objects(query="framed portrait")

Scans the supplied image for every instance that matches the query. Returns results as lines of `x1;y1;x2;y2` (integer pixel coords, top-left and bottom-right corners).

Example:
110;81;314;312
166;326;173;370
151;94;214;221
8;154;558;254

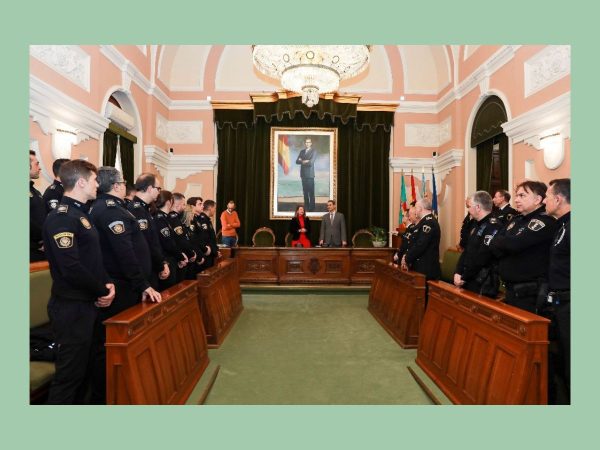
270;127;338;220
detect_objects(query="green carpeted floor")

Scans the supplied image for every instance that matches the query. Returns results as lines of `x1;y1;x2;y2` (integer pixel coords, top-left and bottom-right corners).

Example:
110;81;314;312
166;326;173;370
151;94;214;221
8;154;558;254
203;290;433;405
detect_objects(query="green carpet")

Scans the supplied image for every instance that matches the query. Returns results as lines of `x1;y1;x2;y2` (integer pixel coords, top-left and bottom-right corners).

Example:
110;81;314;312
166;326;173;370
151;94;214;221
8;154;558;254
203;290;433;405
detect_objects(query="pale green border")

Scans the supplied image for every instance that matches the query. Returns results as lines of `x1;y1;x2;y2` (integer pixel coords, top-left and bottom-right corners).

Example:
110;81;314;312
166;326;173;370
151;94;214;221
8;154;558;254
6;1;596;448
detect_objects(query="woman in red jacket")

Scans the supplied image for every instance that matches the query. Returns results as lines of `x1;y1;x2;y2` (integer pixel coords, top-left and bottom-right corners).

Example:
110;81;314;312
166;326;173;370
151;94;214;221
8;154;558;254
289;205;311;248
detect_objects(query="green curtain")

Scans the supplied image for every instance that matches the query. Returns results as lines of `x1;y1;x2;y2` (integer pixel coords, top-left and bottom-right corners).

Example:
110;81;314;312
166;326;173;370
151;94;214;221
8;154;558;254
103;129;118;167
498;133;509;189
215;107;392;246
476;139;494;192
119;136;134;184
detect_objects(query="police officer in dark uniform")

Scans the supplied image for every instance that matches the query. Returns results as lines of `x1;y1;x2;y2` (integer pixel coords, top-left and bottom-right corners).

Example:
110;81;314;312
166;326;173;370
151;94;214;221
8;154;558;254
30;151;46;262
169;193;197;279
542;178;571;404
42;158;69;213
459;197;477;250
454;191;503;298
394;203;417;265
402;197;441;281
89;167;161;404
193;199;219;272
187;196;208;275
492;189;518;225
490;181;557;313
42;160;115;404
127;173;170;288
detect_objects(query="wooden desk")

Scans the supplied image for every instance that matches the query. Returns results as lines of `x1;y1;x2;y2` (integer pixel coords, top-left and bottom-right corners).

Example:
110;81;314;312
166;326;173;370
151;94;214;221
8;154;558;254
368;260;425;348
416;281;550;404
104;281;209;404
196;258;244;348
236;247;394;285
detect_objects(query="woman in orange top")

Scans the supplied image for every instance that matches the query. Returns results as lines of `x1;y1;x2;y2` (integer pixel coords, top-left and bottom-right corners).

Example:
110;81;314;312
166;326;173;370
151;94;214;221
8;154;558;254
289;205;311;248
220;200;240;247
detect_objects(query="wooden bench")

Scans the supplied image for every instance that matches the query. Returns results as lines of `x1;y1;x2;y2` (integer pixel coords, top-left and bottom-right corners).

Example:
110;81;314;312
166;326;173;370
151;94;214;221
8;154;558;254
416;280;550;404
104;280;210;404
29;261;55;404
368;260;426;348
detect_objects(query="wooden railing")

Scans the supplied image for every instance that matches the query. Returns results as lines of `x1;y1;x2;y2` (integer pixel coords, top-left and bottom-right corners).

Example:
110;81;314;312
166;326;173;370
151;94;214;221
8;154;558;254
368;260;426;349
196;258;243;348
416;281;550;404
104;280;209;404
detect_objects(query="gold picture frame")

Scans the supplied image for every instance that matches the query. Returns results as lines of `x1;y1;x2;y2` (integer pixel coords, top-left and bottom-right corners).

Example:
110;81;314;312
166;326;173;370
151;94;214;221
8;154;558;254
270;127;337;220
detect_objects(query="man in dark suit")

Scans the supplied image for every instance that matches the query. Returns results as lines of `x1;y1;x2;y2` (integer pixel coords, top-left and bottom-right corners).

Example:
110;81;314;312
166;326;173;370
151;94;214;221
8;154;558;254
296;138;317;211
319;199;347;247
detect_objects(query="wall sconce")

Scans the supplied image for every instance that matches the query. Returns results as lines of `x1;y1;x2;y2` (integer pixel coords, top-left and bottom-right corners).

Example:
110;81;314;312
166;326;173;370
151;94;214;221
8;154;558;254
52;128;77;159
540;133;564;170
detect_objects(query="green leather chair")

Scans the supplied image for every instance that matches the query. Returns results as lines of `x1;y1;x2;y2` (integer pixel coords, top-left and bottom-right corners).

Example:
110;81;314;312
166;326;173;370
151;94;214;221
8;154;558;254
440;248;462;284
252;227;276;247
285;232;293;247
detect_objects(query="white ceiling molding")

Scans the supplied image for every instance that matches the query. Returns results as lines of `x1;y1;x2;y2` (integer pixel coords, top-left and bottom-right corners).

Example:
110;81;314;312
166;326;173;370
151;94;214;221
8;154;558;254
144;145;218;190
156;114;203;144
30;75;109;141
405;117;452;147
501;92;570;149
30;45;91;92
524;45;570;98
389;149;463;184
170;100;212;111
105;103;135;130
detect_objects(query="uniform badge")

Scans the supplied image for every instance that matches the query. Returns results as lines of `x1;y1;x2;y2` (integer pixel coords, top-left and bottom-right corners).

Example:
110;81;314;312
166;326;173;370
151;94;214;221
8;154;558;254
507;222;516;231
527;219;546;232
506;214;514;222
109;220;125;234
174;226;184;235
80;217;92;229
133;201;141;208
423;225;431;234
484;235;493;246
489;218;498;224
160;227;170;237
138;219;148;230
202;223;208;230
48;199;59;209
53;232;74;249
106;199;116;207
190;225;195;231
57;205;68;213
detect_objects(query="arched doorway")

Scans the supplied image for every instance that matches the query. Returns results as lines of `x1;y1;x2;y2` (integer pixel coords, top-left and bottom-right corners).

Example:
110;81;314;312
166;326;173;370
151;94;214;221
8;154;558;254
471;95;509;194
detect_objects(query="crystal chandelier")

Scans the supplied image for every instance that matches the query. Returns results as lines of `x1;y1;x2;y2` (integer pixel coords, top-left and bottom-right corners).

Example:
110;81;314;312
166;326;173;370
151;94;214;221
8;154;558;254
252;45;371;107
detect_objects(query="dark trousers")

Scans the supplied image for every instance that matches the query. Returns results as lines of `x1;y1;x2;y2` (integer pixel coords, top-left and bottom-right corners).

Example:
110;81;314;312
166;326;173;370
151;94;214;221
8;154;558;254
504;289;537;314
46;296;98;404
301;177;315;211
540;301;570;404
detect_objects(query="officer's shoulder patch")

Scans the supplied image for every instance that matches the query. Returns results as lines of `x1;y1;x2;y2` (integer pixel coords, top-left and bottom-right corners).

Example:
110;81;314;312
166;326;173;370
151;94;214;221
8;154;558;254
426;216;432;221
527;218;546;232
49;184;56;190
80;217;92;229
484;235;494;246
48;199;59;209
53;232;74;248
489;218;498;224
174;226;184;235
190;224;195;231
138;219;148;230
133;201;142;208
201;223;208;230
57;205;68;214
507;222;516;231
109;220;125;234
506;213;514;222
160;227;170;237
106;199;116;207
423;225;431;233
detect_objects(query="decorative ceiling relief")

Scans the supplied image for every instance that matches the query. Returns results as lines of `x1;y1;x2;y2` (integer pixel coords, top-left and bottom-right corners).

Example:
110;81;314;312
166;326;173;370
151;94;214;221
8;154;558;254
155;114;203;144
524;45;570;97
405;117;452;147
30;45;91;92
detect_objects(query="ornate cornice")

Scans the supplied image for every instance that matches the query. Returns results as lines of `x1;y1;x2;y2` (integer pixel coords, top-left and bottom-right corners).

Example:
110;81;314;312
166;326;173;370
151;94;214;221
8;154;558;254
524;45;570;98
389;149;463;184
405;117;452;147
156;114;203;144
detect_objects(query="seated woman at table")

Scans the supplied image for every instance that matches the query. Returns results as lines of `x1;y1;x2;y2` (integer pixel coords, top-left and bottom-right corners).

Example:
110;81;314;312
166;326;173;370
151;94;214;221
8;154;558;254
289;205;312;248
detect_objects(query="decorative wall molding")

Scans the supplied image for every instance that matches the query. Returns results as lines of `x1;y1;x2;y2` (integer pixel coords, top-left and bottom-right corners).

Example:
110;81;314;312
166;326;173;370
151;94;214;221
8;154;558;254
30;75;109;141
524;45;570;97
105;103;135;131
501;92;570;149
389;149;463;184
144;145;217;190
155;114;203;144
30;45;91;92
136;45;147;56
405;117;452;147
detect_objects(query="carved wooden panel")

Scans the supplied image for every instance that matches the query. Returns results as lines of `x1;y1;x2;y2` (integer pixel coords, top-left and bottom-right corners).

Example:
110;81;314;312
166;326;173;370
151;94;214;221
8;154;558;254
416;281;550;404
105;281;209;404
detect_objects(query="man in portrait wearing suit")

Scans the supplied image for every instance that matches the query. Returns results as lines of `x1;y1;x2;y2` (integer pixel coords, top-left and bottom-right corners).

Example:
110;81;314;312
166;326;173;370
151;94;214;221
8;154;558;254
319;199;347;247
296;137;317;211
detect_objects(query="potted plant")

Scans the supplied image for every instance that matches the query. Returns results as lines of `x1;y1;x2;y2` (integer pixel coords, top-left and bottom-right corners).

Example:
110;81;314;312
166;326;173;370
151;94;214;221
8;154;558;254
369;226;388;247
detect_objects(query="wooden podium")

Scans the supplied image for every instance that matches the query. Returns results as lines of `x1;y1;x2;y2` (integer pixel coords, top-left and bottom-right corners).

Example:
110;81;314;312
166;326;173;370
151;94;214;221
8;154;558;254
416;281;550;404
104;281;209;404
196;258;244;348
368;260;426;348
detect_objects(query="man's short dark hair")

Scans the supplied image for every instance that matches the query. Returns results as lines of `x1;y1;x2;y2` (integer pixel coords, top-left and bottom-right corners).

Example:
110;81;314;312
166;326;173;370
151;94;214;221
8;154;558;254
203;199;216;210
549;178;570;204
97;166;124;194
495;189;511;203
59;160;97;191
471;191;493;212
134;173;156;193
516;180;547;200
126;184;136;196
173;192;185;201
187;196;203;207
327;199;336;205
52;158;70;177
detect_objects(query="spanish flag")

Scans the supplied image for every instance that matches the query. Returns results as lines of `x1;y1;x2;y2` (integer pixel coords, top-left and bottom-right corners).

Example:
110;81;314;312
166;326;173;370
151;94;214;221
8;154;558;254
278;135;290;175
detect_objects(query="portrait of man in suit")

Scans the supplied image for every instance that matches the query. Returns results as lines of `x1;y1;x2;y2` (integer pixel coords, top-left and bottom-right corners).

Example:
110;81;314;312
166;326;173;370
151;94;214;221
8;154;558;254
296;137;317;211
319;199;347;247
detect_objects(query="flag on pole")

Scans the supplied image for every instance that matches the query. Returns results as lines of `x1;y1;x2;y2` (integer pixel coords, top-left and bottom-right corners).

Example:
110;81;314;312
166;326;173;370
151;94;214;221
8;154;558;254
115;135;122;173
278;135;290;175
410;169;417;204
399;172;408;224
420;168;426;199
431;166;438;217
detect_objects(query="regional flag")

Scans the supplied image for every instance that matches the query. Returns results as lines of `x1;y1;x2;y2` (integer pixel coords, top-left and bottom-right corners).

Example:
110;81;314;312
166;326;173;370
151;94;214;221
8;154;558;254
399;172;408;224
278;135;290;175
